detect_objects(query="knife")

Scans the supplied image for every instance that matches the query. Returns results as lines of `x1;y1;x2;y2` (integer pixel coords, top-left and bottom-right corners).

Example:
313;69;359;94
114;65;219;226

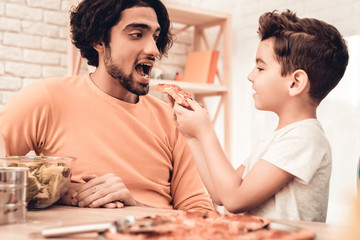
36;216;138;238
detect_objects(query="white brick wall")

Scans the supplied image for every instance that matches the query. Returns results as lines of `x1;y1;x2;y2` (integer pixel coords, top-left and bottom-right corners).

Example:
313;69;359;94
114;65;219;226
23;49;60;64
6;3;43;21
0;44;22;61
41;36;67;51
0;2;5;16
3;32;42;48
5;61;41;78
0;62;4;75
27;0;61;10
43;10;68;25
0;75;22;90
0;0;69;106
22;20;61;37
0;16;21;31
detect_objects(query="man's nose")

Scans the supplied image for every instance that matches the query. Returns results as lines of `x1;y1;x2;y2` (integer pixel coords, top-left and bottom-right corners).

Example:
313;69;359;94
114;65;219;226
144;38;159;57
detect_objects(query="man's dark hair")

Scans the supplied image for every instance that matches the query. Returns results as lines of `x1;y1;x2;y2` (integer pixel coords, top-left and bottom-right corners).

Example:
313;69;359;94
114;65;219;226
258;10;349;103
70;0;173;67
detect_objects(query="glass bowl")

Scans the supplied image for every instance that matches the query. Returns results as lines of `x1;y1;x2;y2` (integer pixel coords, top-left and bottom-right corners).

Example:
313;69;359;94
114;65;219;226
0;156;75;209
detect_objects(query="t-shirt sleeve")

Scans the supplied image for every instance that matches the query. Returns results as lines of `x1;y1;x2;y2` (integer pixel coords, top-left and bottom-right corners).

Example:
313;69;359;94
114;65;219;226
170;129;214;211
0;81;52;156
262;126;329;184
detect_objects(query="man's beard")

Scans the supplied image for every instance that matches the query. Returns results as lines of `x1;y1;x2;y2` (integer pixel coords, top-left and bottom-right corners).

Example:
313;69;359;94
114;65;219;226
104;47;149;96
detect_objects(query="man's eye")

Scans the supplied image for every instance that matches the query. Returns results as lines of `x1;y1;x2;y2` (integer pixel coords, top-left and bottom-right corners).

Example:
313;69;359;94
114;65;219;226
130;32;142;38
153;35;159;42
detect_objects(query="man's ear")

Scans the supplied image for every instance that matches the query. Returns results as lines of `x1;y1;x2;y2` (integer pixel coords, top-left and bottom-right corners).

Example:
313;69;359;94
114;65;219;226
288;69;309;97
93;41;105;53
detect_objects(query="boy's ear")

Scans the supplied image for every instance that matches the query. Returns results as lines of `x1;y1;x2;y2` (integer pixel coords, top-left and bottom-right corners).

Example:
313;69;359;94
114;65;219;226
288;69;309;97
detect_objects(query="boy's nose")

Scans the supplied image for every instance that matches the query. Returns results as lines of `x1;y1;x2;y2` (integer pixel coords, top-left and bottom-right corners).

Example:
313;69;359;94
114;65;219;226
247;71;254;83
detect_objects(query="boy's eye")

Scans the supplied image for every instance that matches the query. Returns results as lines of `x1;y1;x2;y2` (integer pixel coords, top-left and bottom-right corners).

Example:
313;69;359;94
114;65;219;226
257;67;264;71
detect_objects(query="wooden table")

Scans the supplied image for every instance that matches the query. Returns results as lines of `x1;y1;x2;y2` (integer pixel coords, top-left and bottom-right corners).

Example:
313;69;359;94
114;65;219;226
0;205;352;240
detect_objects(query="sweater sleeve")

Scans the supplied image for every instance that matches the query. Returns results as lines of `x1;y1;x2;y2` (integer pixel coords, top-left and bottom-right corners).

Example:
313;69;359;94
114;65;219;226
0;81;52;156
170;129;214;211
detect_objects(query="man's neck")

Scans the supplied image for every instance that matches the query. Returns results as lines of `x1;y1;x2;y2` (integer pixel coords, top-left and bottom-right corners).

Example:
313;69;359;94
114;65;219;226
89;70;138;103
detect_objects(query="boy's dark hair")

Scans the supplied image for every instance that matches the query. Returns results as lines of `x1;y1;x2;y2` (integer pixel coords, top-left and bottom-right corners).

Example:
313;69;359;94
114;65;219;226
258;10;349;103
70;0;173;67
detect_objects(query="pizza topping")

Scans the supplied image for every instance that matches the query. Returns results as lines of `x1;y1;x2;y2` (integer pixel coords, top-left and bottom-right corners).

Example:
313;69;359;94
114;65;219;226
152;83;192;109
105;210;315;240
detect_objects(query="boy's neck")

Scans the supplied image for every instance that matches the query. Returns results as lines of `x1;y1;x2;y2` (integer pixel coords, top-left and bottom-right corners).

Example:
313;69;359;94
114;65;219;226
275;103;317;131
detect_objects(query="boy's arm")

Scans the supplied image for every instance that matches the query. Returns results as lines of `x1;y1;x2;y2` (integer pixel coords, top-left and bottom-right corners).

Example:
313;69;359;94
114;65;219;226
198;128;293;212
174;99;294;213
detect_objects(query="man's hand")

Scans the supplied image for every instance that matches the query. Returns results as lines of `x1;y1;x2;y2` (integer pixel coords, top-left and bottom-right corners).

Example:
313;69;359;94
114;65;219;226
71;173;137;208
57;181;82;206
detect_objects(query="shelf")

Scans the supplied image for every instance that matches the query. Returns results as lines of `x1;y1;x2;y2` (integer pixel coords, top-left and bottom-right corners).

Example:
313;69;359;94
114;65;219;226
165;2;230;27
162;2;232;159
150;79;227;95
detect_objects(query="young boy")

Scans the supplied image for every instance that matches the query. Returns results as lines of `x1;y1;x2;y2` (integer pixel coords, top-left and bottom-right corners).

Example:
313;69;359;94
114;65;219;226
172;10;349;222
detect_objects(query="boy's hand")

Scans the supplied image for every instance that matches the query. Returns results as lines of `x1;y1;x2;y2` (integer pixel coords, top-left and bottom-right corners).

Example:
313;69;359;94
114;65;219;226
173;98;212;140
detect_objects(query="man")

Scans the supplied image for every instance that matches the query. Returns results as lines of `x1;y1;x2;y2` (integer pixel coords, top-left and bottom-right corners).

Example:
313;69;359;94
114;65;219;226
0;0;213;211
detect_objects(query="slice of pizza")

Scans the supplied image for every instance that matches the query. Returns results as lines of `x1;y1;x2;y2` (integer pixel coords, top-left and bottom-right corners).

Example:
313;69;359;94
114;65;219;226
153;83;192;109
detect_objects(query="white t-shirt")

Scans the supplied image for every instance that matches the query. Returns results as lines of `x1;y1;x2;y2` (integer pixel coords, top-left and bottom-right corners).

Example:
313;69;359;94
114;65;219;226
243;119;331;222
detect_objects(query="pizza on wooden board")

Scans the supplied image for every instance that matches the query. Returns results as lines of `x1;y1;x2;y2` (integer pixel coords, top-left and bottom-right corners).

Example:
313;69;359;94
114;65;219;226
152;84;192;109
104;210;315;240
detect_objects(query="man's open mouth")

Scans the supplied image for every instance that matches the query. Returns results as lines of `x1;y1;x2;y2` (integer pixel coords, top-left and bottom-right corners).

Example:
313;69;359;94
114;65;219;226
135;63;152;78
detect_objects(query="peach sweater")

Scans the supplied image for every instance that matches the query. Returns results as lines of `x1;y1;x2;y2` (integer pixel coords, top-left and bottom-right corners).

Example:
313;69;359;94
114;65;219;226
0;74;213;211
